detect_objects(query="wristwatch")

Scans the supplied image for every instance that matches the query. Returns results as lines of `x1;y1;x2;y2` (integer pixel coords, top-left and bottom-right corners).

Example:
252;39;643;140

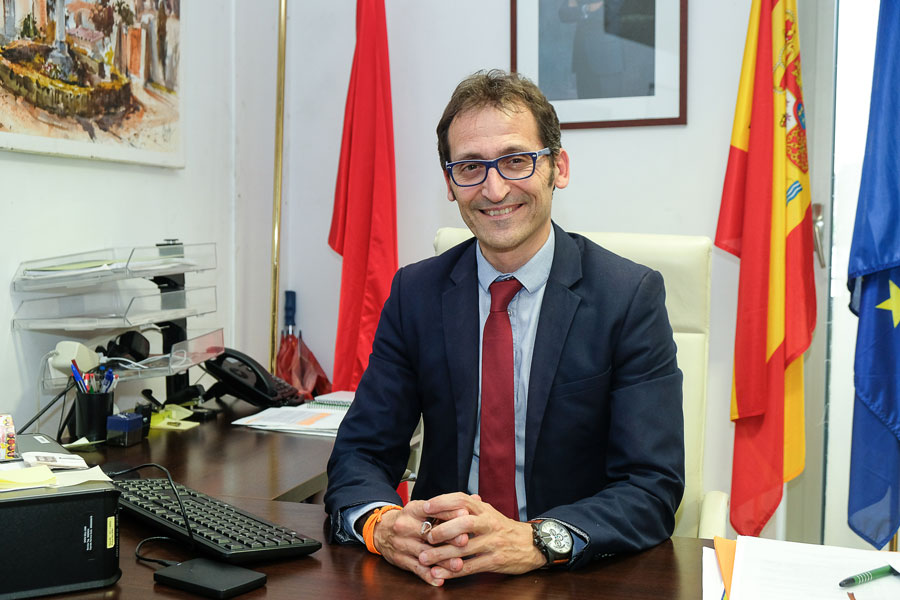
529;519;573;566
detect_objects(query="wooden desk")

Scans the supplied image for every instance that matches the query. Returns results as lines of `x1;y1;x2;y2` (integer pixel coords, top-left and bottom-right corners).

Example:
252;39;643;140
86;499;710;599
78;398;334;502
46;400;711;598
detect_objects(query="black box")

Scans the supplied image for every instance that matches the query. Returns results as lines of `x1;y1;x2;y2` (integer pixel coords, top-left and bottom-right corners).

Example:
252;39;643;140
0;436;120;599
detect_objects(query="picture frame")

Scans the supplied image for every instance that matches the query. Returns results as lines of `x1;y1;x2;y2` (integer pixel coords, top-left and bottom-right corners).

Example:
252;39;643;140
511;0;687;129
0;0;183;167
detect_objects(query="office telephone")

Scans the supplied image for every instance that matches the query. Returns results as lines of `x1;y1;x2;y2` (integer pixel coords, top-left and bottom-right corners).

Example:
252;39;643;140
204;348;301;407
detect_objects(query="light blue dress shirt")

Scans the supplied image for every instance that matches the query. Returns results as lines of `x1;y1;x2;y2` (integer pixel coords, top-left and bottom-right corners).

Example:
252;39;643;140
468;227;554;520
343;227;583;558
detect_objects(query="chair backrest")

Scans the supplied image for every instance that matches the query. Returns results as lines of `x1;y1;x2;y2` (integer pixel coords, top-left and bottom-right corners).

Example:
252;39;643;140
433;227;712;537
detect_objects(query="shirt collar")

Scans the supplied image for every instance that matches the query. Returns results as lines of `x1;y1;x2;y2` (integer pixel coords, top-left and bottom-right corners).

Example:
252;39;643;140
476;226;555;294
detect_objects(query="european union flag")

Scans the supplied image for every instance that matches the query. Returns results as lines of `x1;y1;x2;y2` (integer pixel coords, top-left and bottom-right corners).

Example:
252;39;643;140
847;0;900;550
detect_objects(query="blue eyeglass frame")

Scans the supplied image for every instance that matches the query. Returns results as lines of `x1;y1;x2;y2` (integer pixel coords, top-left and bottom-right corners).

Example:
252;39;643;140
445;148;552;187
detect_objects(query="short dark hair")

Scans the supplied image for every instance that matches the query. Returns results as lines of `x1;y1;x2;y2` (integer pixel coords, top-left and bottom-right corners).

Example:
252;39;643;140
436;69;561;167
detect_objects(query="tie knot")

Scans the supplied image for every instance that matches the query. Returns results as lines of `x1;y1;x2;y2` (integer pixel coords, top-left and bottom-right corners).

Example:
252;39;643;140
489;278;522;312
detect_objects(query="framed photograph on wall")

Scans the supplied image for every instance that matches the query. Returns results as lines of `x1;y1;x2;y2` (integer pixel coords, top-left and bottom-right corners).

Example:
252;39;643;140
512;0;687;129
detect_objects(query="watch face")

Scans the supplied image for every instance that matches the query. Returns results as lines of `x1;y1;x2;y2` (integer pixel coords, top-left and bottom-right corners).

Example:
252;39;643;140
539;520;573;554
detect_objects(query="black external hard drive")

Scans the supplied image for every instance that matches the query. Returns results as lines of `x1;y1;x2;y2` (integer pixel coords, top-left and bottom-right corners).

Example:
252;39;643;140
154;558;266;599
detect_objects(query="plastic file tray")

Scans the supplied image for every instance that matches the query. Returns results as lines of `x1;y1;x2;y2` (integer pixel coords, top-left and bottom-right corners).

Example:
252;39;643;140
40;328;225;391
12;243;216;292
13;286;216;331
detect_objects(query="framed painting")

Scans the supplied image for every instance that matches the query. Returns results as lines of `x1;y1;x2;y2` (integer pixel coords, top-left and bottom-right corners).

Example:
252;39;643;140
0;0;183;167
512;0;687;129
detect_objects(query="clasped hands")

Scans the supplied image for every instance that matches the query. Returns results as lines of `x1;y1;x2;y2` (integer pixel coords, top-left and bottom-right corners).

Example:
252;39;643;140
371;492;546;586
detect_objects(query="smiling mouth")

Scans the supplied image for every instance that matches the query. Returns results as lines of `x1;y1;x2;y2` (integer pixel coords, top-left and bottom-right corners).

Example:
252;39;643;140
482;205;518;217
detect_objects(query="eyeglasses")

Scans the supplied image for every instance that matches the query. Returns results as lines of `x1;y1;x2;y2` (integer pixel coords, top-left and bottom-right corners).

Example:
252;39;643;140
445;148;551;187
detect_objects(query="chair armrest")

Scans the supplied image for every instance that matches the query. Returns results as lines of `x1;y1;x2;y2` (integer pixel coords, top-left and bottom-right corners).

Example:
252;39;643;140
697;490;729;539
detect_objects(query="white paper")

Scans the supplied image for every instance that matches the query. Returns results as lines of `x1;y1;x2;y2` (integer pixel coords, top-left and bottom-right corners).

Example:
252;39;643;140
702;546;726;600
730;535;900;600
22;452;88;470
232;405;346;436
52;466;111;487
0;465;111;492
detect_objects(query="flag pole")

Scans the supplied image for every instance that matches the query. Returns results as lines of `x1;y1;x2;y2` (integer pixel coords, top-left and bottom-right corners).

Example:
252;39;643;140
269;0;288;373
890;532;898;552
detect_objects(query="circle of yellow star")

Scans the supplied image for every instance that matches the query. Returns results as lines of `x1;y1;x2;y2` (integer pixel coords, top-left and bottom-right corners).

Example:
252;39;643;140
875;279;900;327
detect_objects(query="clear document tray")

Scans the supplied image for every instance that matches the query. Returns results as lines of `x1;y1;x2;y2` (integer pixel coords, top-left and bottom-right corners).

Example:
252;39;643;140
41;328;225;391
12;243;216;292
13;286;217;331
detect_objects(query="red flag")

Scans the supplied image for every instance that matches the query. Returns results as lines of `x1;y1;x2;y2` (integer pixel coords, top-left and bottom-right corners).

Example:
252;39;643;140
329;0;397;392
716;0;816;535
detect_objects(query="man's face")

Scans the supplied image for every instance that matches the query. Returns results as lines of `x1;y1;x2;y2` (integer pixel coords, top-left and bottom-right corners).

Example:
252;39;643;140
444;104;569;272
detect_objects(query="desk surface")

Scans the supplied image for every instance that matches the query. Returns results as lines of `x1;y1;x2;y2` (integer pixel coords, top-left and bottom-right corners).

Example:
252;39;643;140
90;499;711;600
44;399;711;598
77;398;334;502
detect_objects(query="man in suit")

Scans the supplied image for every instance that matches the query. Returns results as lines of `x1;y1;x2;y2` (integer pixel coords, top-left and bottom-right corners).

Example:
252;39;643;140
324;69;684;586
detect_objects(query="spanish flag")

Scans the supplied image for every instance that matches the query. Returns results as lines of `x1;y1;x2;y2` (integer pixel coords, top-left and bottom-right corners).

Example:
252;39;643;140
716;0;817;536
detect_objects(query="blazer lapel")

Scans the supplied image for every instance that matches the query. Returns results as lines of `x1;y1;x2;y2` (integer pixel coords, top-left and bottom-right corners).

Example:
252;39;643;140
443;244;480;490
525;224;582;484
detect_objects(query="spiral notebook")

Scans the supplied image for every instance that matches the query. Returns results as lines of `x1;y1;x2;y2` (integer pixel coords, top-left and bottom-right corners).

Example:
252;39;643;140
307;391;354;410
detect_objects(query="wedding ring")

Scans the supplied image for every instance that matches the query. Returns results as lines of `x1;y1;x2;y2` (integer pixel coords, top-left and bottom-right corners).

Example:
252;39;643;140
420;517;437;537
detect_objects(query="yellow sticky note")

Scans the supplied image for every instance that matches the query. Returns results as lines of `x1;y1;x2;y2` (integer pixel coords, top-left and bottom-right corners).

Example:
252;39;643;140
150;406;194;427
165;405;194;421
151;418;199;431
106;516;116;549
0;465;56;488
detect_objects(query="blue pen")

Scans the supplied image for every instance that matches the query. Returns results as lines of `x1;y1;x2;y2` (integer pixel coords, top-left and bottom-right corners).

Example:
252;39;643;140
70;362;87;393
102;369;114;393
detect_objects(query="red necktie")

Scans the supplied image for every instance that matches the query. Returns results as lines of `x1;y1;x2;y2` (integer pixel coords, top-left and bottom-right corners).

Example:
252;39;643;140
479;277;522;520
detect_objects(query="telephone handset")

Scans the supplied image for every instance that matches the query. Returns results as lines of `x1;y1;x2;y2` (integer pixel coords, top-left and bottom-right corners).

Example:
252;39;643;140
203;348;301;407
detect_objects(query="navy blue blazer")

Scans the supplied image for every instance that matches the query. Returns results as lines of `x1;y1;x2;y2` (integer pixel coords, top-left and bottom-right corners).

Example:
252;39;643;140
324;223;685;568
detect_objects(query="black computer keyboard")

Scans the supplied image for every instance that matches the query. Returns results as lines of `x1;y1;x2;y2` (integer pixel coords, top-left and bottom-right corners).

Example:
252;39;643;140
113;478;321;563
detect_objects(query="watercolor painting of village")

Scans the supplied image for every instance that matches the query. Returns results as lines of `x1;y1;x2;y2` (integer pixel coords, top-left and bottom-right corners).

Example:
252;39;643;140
0;0;182;166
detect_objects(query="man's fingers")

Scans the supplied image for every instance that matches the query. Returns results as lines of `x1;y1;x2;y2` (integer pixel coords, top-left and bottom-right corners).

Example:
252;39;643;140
423;507;469;522
417;536;477;567
426;514;479;545
429;554;489;581
386;552;445;586
396;500;429;520
411;560;445;586
435;557;465;573
423;492;475;515
427;530;469;547
376;526;445;586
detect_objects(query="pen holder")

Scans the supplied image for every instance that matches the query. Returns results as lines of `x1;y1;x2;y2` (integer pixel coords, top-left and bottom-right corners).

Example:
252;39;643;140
74;391;114;442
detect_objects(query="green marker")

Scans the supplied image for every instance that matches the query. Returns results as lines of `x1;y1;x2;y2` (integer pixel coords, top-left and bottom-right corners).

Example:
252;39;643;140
838;564;899;587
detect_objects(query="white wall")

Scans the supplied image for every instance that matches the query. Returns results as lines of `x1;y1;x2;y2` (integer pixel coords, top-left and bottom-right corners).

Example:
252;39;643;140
233;0;280;365
1;1;236;431
279;0;782;516
825;0;881;550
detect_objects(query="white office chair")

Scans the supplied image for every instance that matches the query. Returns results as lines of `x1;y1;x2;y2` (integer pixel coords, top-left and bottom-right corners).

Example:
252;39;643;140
432;227;728;539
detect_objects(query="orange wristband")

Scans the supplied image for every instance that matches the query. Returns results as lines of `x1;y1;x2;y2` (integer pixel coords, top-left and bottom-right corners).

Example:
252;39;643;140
362;505;401;555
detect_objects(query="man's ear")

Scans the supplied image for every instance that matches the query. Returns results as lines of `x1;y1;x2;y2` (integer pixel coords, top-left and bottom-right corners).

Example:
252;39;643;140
443;171;457;202
553;149;571;190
